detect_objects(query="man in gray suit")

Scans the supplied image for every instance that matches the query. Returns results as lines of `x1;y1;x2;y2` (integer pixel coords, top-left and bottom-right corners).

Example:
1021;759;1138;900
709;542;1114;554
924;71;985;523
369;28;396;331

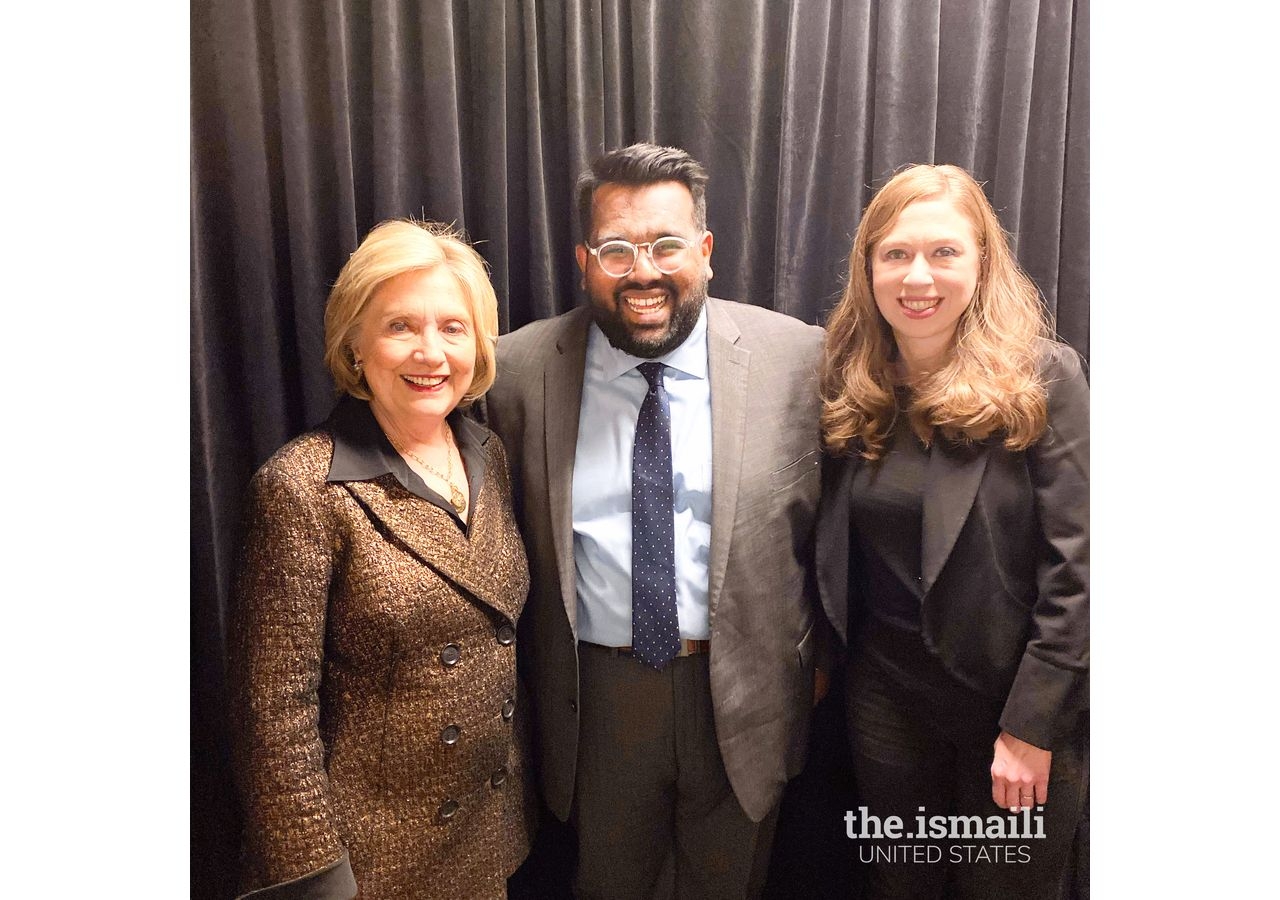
485;143;826;899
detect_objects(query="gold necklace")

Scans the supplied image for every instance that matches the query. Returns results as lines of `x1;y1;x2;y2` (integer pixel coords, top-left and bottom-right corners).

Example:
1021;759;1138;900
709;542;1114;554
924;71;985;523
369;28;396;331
390;424;467;515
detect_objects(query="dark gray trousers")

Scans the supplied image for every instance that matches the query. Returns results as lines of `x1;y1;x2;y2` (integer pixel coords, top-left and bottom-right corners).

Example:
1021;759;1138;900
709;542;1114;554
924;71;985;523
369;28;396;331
846;650;1086;900
571;642;778;900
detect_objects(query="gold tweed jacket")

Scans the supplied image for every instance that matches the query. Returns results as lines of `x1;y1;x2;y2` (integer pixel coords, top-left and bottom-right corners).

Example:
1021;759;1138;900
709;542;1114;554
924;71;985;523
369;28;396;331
228;406;533;900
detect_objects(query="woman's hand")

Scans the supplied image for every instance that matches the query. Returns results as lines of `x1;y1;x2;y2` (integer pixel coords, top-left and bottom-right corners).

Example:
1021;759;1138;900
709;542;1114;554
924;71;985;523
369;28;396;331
990;730;1051;811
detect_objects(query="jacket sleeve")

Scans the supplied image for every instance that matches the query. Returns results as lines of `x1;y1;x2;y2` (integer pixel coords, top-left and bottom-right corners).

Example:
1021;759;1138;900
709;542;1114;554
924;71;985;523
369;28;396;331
998;343;1090;750
227;460;357;900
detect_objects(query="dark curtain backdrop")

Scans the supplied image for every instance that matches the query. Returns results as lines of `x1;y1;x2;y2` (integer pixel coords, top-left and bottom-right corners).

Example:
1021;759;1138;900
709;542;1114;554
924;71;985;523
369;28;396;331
192;1;1088;897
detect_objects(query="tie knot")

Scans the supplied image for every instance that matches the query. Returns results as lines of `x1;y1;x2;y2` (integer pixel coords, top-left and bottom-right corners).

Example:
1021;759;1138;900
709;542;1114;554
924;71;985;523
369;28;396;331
637;362;665;389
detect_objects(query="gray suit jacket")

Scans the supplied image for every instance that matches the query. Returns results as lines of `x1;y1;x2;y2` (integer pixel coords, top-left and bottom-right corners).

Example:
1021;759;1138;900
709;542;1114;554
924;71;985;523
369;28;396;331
481;297;825;823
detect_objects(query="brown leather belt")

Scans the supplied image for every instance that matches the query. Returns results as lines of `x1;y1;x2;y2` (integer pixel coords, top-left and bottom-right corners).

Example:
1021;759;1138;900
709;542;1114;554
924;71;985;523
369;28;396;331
582;639;710;658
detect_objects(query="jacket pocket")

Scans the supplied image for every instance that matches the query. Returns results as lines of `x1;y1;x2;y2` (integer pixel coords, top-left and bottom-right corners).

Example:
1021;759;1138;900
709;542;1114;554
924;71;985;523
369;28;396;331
770;449;821;493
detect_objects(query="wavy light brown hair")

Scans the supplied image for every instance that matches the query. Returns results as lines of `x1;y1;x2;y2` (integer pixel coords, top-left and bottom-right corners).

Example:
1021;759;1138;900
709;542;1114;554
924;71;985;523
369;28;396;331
323;219;499;408
820;164;1051;459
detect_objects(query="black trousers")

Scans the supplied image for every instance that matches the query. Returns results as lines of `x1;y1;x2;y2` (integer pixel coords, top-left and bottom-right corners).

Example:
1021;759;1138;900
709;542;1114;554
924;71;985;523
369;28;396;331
845;644;1086;900
571;642;778;900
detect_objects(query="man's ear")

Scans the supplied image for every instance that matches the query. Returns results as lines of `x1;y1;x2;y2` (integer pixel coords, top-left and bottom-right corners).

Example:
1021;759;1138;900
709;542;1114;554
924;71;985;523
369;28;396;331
576;244;588;275
701;230;714;280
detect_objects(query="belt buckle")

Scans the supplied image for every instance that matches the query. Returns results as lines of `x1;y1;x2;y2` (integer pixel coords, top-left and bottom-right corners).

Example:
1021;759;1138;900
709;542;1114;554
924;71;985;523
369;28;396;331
676;639;709;657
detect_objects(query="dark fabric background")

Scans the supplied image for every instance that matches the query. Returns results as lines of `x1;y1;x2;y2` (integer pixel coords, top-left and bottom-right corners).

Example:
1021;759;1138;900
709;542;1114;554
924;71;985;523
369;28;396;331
192;2;1089;897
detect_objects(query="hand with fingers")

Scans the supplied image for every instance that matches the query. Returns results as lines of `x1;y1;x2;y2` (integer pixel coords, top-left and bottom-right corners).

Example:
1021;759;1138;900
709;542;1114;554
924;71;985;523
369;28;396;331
990;730;1052;812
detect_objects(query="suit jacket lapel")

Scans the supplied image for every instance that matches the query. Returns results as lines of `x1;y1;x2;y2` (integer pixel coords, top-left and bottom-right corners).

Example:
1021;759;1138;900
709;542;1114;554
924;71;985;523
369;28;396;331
705;299;749;619
544;307;591;634
343;459;525;623
920;441;989;596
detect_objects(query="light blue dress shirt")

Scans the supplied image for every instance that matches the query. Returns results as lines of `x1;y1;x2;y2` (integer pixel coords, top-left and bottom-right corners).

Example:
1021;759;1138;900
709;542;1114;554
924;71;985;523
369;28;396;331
572;306;713;646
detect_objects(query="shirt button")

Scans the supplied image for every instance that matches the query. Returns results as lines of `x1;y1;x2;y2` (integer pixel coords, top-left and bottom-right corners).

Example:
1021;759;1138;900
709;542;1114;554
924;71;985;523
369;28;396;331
440;643;461;666
502;697;515;721
569;698;577;713
439;799;459;820
441;724;460;745
491;767;508;787
496;624;516;646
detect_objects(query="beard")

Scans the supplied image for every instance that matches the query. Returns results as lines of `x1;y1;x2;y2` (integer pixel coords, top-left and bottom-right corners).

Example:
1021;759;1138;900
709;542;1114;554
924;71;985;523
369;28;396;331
589;276;708;359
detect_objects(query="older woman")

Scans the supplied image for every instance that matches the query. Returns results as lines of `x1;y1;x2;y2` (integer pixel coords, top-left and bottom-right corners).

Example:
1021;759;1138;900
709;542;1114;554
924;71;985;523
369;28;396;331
817;165;1088;899
228;220;533;899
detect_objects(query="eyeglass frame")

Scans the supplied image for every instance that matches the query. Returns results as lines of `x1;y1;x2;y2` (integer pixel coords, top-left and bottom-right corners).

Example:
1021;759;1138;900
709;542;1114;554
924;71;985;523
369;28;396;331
582;232;707;278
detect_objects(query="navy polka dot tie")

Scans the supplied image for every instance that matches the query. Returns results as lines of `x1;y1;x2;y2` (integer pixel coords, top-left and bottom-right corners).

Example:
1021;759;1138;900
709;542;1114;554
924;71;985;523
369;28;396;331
632;362;680;670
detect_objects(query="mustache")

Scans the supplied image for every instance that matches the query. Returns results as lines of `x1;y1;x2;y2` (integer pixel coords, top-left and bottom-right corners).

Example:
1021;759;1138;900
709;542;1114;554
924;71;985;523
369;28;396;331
614;279;675;297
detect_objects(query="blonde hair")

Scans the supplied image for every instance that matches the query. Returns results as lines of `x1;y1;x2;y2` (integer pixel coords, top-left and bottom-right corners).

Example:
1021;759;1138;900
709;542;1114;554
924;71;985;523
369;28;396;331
820;164;1051;460
323;219;499;407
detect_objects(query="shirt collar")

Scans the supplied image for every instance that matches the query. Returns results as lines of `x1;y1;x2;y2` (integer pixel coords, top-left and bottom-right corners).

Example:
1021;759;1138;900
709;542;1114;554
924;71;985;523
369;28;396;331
587;303;709;382
325;394;488;498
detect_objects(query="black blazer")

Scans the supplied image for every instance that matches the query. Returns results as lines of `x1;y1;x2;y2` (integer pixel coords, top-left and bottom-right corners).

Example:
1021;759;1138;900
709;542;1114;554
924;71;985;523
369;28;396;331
816;340;1088;750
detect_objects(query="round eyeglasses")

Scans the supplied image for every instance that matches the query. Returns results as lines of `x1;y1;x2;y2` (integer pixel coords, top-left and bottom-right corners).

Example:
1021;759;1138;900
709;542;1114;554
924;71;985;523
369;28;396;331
585;235;698;278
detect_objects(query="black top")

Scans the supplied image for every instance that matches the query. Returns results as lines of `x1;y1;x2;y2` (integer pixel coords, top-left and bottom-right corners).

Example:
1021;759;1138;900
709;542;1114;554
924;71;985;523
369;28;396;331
324;394;488;532
849;413;928;630
849;408;1003;724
